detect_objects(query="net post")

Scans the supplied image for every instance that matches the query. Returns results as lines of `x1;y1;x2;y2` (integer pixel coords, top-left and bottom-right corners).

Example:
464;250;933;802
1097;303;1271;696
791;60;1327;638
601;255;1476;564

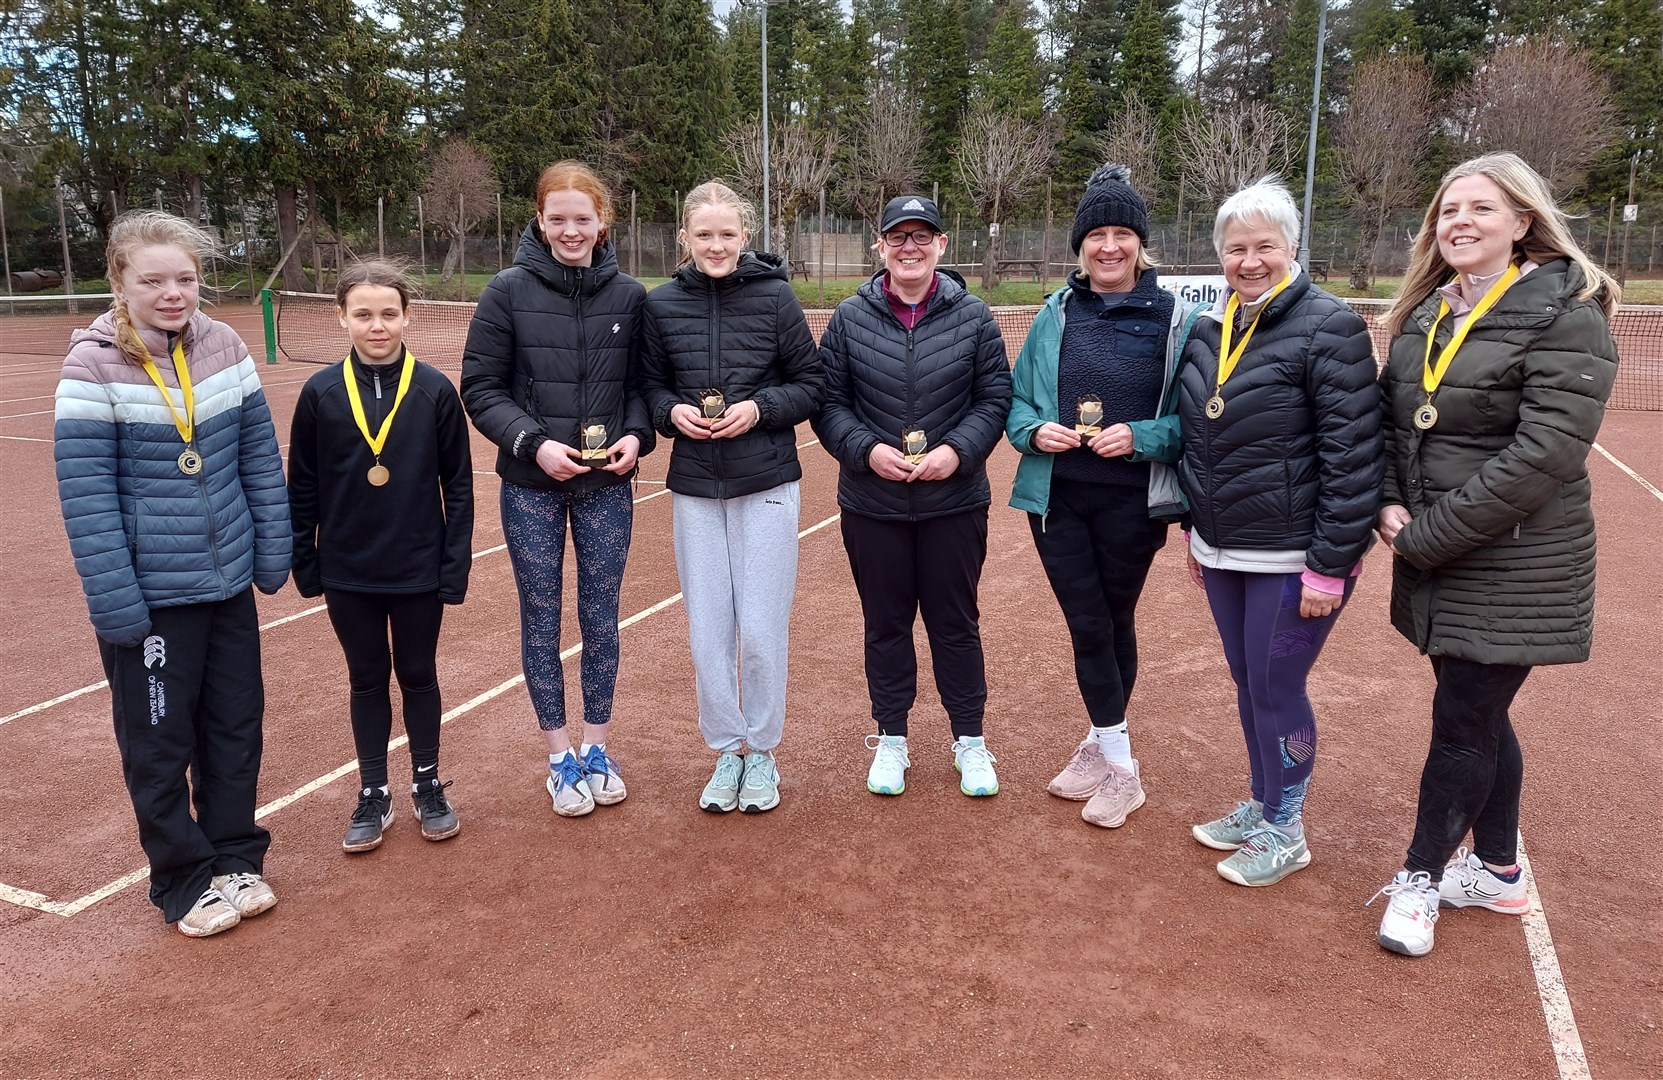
261;289;277;365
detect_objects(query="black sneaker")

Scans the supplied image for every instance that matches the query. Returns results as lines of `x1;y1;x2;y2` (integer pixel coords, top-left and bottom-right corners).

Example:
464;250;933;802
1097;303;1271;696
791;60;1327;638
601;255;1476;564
342;787;394;853
412;777;461;842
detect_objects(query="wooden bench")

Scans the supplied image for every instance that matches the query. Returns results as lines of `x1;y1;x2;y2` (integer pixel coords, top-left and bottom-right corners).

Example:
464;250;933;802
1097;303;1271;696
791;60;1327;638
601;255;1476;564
788;259;810;281
995;259;1044;281
1307;259;1330;282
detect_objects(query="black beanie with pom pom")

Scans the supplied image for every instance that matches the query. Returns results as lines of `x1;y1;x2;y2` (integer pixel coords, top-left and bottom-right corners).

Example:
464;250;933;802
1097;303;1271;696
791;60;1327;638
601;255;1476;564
1070;163;1150;252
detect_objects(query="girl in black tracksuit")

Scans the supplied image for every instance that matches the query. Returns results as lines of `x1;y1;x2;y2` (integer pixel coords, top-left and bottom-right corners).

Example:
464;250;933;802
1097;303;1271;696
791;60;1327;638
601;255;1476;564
288;260;474;853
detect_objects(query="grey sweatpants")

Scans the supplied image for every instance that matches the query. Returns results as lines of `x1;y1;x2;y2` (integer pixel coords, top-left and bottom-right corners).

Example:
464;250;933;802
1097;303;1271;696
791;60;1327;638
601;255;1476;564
672;482;801;753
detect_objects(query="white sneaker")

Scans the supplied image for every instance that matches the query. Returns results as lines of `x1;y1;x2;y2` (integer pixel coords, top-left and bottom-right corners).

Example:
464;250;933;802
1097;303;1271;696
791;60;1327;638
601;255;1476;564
177;886;240;938
212;872;277;918
951;735;998;796
547;752;596;817
1439;847;1529;914
865;734;910;795
1370;870;1440;957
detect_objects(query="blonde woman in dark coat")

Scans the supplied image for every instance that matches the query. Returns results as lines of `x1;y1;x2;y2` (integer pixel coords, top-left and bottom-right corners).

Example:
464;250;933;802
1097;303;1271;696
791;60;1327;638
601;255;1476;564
1369;152;1619;957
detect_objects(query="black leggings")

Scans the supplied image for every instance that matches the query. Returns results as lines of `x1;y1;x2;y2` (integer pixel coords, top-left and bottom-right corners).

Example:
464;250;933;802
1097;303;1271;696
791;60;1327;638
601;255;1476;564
1029;479;1167;728
1405;656;1532;879
324;590;445;789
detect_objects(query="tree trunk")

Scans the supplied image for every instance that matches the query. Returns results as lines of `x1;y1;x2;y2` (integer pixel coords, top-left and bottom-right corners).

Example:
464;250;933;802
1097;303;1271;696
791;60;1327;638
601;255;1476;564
440;235;462;281
982;191;1002;293
1350;209;1381;293
274;185;315;292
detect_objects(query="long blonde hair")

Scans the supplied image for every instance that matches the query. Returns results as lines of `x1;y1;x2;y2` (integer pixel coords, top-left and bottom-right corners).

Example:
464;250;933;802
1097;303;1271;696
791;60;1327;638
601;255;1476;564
678;181;756;267
1386;152;1620;334
106;211;219;366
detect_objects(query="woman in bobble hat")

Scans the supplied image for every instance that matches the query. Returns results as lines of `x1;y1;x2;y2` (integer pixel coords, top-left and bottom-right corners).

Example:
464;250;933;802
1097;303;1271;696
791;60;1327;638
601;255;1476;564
1006;164;1206;829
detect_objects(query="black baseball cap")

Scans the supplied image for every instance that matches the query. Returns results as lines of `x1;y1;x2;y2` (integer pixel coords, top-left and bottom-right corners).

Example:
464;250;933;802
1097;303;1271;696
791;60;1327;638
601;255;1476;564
880;195;944;234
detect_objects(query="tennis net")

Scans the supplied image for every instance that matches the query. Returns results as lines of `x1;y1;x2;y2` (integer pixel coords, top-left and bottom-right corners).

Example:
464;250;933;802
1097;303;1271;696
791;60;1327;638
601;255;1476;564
264;289;1663;412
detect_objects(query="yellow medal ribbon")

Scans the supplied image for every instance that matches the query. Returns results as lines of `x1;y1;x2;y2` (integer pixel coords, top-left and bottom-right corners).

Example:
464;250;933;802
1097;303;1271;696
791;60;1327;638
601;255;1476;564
1215;274;1295;396
1421;263;1521;396
342;347;416;469
138;336;195;448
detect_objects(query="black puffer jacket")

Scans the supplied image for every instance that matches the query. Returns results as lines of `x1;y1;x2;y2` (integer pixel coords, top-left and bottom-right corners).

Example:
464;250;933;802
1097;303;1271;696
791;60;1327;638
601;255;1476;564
461;224;655;492
1176;271;1383;576
812;270;1012;521
641;253;824;499
1381;258;1617;664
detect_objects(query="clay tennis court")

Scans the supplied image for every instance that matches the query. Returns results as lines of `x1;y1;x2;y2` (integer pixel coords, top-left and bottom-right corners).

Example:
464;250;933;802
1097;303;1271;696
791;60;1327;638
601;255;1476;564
1;301;1658;1078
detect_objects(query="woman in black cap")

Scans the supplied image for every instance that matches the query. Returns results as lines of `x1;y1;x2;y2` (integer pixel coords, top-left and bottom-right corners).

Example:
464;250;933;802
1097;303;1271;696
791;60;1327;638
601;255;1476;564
1007;164;1206;829
813;195;1012;799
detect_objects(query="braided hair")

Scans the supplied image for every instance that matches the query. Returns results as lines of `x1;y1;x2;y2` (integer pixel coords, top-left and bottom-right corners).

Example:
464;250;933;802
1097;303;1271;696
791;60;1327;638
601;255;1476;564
105;210;219;366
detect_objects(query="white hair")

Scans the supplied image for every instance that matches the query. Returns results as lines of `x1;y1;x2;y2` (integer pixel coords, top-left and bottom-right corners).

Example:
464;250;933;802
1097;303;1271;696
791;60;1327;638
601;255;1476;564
1213;176;1300;256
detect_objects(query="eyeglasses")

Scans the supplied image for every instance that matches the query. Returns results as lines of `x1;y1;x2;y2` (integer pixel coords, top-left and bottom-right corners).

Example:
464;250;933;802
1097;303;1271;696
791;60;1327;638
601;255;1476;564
882;228;940;247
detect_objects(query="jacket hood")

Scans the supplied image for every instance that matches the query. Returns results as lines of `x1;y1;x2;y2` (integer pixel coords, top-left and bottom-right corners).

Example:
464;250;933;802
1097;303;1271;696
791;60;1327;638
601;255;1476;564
855;267;969;313
513;219;621;296
670;250;789;289
69;308;215;356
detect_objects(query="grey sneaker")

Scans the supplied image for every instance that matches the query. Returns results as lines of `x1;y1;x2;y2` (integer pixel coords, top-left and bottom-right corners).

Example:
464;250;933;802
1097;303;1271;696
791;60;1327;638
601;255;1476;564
412;778;461;841
738;750;781;813
1191;799;1265;851
699;751;744;813
1216;825;1311;887
343;787;394;853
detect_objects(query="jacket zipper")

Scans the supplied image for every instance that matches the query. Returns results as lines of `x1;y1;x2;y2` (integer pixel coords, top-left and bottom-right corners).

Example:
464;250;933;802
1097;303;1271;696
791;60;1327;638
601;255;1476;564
576;283;589;460
709;280;726;496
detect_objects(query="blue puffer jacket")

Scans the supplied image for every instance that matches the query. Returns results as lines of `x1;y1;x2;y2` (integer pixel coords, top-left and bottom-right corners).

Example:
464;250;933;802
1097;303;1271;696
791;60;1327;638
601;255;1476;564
54;311;291;646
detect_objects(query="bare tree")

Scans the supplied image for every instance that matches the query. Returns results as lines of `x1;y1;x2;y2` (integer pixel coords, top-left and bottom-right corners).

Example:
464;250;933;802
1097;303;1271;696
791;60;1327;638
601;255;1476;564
1335;55;1438;291
1093;91;1162;214
1172;100;1296;208
424;139;500;280
1459;37;1619;195
838;89;927;264
954;102;1058;290
723;120;840;264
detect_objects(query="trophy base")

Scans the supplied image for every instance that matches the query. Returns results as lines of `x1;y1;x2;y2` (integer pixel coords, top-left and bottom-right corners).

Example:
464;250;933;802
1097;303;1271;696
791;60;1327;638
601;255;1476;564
1075;424;1102;436
580;449;609;461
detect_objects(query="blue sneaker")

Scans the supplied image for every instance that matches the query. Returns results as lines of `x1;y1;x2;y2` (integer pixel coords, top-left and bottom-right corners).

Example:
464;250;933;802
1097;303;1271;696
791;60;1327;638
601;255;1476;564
546;752;595;817
580;744;627;806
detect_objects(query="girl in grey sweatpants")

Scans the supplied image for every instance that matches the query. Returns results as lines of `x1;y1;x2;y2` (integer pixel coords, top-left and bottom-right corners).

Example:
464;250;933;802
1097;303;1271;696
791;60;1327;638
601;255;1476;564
639;180;825;813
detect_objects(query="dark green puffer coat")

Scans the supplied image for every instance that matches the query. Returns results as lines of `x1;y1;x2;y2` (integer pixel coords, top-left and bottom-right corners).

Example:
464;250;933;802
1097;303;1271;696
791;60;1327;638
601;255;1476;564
1380;258;1618;665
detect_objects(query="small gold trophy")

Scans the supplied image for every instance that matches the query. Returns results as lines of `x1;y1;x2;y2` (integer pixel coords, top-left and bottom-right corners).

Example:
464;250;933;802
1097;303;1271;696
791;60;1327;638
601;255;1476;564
1076;395;1104;436
700;388;726;421
902;428;927;464
580;422;609;460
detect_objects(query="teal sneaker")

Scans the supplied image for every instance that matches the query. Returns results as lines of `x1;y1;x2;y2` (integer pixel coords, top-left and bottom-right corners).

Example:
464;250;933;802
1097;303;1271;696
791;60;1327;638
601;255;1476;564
1216;825;1310;886
738;750;781;814
1192;800;1265;851
699;751;744;813
865;734;910;795
951;736;999;796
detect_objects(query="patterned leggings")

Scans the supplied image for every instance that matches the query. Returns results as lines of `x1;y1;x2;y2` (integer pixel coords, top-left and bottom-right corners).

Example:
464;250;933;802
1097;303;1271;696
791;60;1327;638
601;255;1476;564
1203;568;1354;826
502;481;634;730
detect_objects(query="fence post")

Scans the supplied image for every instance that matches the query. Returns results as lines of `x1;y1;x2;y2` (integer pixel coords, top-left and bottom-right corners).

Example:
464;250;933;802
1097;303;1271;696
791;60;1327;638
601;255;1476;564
1;185;12;305
817;186;826;305
458;194;466;300
261;288;277;364
1602;197;1614;268
56;179;76;306
241;199;252;299
378;197;385;259
630;189;638;278
1041;178;1052;294
418;196;427;277
497;192;504;270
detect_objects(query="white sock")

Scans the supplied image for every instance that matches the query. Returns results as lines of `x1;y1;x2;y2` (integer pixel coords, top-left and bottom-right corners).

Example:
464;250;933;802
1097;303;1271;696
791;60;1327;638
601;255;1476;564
580;742;602;756
1090;724;1133;769
549;751;575;768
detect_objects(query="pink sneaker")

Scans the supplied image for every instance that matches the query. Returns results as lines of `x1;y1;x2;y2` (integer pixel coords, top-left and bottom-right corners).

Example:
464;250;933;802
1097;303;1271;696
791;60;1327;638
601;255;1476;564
1048;739;1111;800
1081;760;1146;828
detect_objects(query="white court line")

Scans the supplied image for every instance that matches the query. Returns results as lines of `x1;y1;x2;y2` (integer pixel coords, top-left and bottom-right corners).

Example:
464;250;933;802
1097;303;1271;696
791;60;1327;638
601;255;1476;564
1517;831;1590;1080
0;408;53;421
1592;441;1662;503
0;393;53;405
0;511;840;917
0;434;50;444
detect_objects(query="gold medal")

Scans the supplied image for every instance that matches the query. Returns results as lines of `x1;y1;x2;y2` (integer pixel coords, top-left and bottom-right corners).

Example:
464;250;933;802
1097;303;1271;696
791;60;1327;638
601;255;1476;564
1210;275;1293;418
138;337;198;468
177;447;203;475
1205;395;1225;420
1414;402;1439;430
1418;264;1521;432
343;348;416;484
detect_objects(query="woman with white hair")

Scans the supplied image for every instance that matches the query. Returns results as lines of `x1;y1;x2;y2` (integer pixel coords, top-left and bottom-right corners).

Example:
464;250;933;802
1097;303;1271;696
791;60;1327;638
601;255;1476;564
1176;177;1383;887
1368;152;1618;957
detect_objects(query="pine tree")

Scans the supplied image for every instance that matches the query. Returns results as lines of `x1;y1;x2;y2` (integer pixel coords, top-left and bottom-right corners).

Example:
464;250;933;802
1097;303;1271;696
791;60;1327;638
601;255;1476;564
900;0;970;184
1407;0;1492;89
977;3;1045;120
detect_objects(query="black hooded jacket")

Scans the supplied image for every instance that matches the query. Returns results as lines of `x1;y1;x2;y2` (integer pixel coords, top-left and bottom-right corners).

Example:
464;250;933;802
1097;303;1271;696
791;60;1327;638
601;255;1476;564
640;252;824;499
461;222;655;492
811;269;1012;521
